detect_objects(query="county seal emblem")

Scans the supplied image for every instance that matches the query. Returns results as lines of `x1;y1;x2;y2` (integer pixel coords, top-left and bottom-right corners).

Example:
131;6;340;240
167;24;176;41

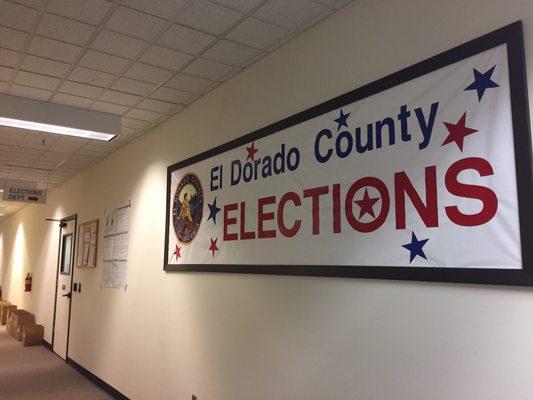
172;173;203;245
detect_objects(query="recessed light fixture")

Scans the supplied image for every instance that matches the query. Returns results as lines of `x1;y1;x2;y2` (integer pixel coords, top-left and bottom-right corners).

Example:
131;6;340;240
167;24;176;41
0;93;120;142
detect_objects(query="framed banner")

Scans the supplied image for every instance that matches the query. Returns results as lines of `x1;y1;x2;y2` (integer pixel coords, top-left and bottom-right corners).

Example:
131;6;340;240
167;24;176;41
164;21;533;286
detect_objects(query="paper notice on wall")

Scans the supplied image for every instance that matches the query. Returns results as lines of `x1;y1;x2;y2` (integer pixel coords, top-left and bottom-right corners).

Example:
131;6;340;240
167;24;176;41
102;261;127;288
101;203;131;290
103;233;129;260
115;207;129;234
104;209;116;236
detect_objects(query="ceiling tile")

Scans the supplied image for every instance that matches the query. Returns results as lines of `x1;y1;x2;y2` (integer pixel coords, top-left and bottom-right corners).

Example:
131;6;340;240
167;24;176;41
150;87;193;104
121;126;141;136
59;155;93;169
11;0;43;8
210;0;263;13
125;108;164;122
0;130;25;145
20;55;70;78
203;40;262;67
59;81;102;99
335;0;352;9
182;93;201;105
0;141;19;151
227;17;289;50
99;90;142;106
294;7;332;33
10;84;52;101
21;132;58;150
165;73;214;93
32;156;59;169
177;0;242;35
0;48;21;68
125;62;173;84
78;50;130;74
28;36;82;63
14;71;60;90
68;66;115;87
89;140;123;151
111;77;156;96
0;66;13;82
38;151;69;162
121;117;151;130
91;101;129;115
91;30;147;59
182;58;236;81
254;0;326;30
36;13;95;46
313;0;351;8
75;148;108;158
0;142;17;152
106;6;168;41
0;26;28;51
0;150;12;161
121;0;188;18
0;0;38;31
52;93;94;108
15;147;43;157
81;142;116;152
50;137;88;152
13;147;42;160
111;135;133;146
47;0;113;26
9;157;33;168
137;98;180;114
140;45;193;71
157;24;215;55
4;165;26;177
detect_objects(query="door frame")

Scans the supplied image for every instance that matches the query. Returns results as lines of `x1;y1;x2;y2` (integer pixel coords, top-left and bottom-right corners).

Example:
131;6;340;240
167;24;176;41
51;213;77;360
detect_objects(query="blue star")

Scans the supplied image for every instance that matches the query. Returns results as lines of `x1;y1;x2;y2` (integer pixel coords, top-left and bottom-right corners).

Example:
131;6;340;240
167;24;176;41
402;231;429;263
464;65;499;101
334;109;350;131
207;197;221;225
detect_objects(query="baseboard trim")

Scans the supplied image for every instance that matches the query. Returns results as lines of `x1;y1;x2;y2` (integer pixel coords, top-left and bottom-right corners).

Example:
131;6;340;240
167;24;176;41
67;357;129;400
42;340;52;351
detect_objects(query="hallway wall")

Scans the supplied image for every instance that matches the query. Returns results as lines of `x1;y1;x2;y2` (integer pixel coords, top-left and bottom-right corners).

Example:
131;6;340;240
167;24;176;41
1;0;533;399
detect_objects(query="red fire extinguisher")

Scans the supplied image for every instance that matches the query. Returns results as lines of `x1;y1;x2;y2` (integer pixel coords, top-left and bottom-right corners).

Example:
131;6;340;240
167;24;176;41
25;273;32;292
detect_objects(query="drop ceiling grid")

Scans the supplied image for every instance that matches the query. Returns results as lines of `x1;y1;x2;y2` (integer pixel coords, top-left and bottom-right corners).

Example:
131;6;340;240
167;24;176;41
0;0;352;218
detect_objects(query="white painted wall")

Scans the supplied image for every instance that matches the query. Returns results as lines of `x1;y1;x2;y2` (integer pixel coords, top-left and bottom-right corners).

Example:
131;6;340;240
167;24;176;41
2;0;533;399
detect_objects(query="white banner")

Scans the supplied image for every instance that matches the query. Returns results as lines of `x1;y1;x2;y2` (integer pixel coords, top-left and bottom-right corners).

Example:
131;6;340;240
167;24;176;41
164;23;533;284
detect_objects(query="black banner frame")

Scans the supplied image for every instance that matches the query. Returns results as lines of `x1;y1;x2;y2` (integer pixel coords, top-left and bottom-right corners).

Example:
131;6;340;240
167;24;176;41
164;21;533;286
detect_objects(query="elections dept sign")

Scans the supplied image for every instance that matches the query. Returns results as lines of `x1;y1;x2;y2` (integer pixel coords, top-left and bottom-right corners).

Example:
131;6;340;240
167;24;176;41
164;22;533;286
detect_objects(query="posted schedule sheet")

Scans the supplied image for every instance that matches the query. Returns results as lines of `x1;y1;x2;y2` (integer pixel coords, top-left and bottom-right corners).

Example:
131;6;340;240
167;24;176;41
102;203;130;289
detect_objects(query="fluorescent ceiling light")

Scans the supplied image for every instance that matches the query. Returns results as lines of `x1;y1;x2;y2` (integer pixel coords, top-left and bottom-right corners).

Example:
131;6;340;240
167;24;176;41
0;93;120;142
0;116;116;141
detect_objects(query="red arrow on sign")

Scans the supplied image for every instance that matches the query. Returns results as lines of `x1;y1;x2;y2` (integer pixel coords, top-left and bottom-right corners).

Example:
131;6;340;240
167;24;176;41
28;196;38;201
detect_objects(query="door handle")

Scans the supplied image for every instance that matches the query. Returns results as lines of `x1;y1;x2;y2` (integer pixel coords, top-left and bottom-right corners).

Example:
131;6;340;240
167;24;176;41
62;292;72;299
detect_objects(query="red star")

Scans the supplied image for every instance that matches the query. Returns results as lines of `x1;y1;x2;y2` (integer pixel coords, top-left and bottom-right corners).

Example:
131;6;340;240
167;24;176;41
209;237;219;258
442;112;478;151
246;142;258;161
354;188;379;219
173;244;181;260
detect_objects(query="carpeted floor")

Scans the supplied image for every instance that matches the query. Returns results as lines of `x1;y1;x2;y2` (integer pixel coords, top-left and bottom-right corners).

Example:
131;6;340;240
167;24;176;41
0;326;114;399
